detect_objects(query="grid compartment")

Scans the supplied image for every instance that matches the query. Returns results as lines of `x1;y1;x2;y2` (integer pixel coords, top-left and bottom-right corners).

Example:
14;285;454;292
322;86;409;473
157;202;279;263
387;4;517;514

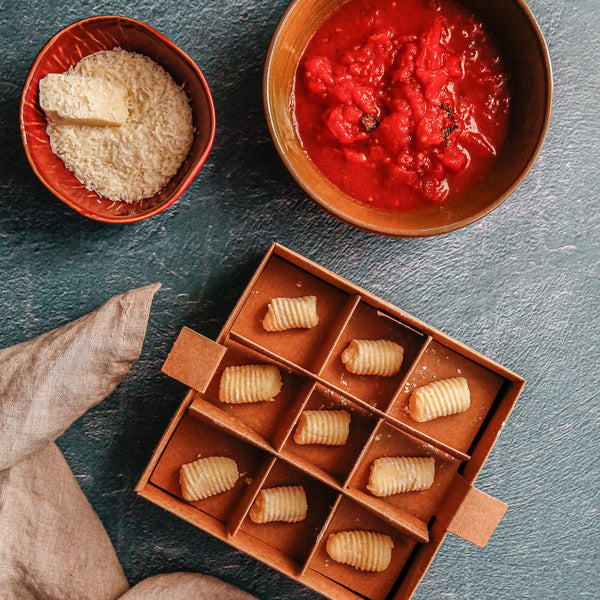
238;458;339;567
386;341;507;453
149;411;270;523
306;496;417;600
347;421;460;523
319;301;427;411
230;255;351;372
194;339;310;446
281;384;379;484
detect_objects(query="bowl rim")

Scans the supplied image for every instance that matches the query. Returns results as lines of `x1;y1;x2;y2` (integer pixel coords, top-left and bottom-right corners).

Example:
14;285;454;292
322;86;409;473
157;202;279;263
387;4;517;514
20;14;216;224
263;0;554;237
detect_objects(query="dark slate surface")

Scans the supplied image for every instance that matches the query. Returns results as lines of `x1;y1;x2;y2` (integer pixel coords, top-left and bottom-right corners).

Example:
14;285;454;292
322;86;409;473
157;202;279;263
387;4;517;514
1;1;598;598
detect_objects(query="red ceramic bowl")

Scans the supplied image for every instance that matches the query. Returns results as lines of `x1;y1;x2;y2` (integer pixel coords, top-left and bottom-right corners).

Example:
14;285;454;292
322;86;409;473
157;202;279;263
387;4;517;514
20;15;216;223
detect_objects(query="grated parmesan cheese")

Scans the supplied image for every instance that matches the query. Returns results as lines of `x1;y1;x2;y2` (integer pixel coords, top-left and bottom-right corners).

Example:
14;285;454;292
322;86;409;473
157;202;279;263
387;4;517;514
45;48;194;203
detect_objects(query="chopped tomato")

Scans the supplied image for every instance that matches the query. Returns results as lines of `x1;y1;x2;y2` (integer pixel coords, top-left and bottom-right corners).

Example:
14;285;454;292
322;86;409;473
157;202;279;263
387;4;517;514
296;0;510;210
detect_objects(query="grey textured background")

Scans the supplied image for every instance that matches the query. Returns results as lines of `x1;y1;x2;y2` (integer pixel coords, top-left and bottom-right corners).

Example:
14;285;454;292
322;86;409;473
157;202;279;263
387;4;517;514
1;0;598;598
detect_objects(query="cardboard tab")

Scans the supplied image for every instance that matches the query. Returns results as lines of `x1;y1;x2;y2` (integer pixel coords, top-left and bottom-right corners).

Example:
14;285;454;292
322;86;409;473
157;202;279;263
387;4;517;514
162;327;226;393
447;479;507;548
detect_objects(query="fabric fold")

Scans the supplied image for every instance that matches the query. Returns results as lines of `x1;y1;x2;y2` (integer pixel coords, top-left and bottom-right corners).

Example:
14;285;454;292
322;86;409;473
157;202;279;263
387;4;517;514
0;283;258;600
118;572;256;599
0;283;161;471
0;443;129;600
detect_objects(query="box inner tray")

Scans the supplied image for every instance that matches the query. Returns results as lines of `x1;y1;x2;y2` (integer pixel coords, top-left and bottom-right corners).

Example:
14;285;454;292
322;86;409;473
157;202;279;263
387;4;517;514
138;244;524;600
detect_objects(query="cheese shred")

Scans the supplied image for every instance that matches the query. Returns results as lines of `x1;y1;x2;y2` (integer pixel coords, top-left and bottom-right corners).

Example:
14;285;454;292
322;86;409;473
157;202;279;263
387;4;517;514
45;48;194;203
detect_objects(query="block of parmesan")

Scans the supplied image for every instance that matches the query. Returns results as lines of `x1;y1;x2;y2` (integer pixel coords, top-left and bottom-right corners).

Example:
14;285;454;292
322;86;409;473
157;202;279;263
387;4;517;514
39;73;128;126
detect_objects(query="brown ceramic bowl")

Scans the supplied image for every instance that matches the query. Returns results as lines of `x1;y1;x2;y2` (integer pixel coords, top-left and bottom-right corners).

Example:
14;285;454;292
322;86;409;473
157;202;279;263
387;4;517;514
264;0;552;237
20;15;216;223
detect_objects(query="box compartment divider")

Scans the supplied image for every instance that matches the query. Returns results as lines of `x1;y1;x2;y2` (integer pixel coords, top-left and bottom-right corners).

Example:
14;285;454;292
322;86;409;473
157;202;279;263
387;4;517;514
227;456;277;537
271;380;318;452
229;330;321;379
460;377;525;483
343;487;429;543
386;335;434;412
277;446;342;490
300;494;344;576
382;416;469;464
188;395;274;452
312;294;362;375
375;310;428;338
342;417;387;488
390;517;448;600
135;388;195;492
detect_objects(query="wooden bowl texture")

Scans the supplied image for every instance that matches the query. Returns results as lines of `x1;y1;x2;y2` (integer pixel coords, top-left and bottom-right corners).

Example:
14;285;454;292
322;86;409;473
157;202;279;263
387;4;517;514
20;15;216;224
264;0;553;237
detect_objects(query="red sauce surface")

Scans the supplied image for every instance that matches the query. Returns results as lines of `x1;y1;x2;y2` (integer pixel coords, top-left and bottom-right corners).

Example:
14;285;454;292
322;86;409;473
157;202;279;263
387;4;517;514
293;0;511;210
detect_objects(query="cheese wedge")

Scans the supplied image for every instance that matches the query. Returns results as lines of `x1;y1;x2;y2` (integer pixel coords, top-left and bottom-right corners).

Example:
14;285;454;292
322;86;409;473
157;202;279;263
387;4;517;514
39;73;128;126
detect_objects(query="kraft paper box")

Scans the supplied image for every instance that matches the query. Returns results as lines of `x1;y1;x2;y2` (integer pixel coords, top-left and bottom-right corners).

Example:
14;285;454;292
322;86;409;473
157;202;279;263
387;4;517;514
136;243;524;600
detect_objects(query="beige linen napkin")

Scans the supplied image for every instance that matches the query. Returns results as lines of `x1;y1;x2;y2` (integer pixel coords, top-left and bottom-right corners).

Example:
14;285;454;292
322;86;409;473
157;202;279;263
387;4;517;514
0;283;161;471
121;573;255;599
0;284;255;600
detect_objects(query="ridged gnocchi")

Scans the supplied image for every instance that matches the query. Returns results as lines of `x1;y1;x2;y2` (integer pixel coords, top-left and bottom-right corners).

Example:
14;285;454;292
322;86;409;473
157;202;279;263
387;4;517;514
218;364;282;403
262;296;319;331
326;530;394;572
409;376;470;422
293;409;351;446
179;456;239;501
249;485;307;523
367;456;435;497
341;339;404;376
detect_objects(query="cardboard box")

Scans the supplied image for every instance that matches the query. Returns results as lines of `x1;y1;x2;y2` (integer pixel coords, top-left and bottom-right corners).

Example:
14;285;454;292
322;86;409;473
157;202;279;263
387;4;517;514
136;243;525;599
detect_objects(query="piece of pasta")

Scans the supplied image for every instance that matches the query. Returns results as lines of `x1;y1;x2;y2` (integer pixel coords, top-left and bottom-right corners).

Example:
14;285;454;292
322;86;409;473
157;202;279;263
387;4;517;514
326;530;394;572
341;339;404;376
409;376;470;422
249;485;307;523
293;409;351;446
179;456;239;501
262;296;319;331
367;456;435;497
218;364;282;403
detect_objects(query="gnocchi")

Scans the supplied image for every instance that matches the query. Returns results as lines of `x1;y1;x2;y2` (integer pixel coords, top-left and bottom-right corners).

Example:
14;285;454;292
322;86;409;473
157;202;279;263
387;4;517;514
341;339;404;376
409;377;470;422
179;456;239;501
219;364;282;403
249;485;307;523
367;456;435;496
262;296;319;331
293;409;351;446
326;530;394;572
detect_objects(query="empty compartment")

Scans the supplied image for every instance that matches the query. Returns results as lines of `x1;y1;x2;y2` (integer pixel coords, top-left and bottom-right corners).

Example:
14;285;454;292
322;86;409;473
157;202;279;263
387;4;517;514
238;458;339;567
347;421;460;523
320;302;427;410
281;384;378;484
190;339;311;446
306;496;416;600
229;255;351;372
149;411;269;522
386;341;507;453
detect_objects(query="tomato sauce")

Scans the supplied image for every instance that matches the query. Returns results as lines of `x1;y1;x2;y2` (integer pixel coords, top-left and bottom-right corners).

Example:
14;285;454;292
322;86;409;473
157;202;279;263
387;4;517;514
293;0;510;210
